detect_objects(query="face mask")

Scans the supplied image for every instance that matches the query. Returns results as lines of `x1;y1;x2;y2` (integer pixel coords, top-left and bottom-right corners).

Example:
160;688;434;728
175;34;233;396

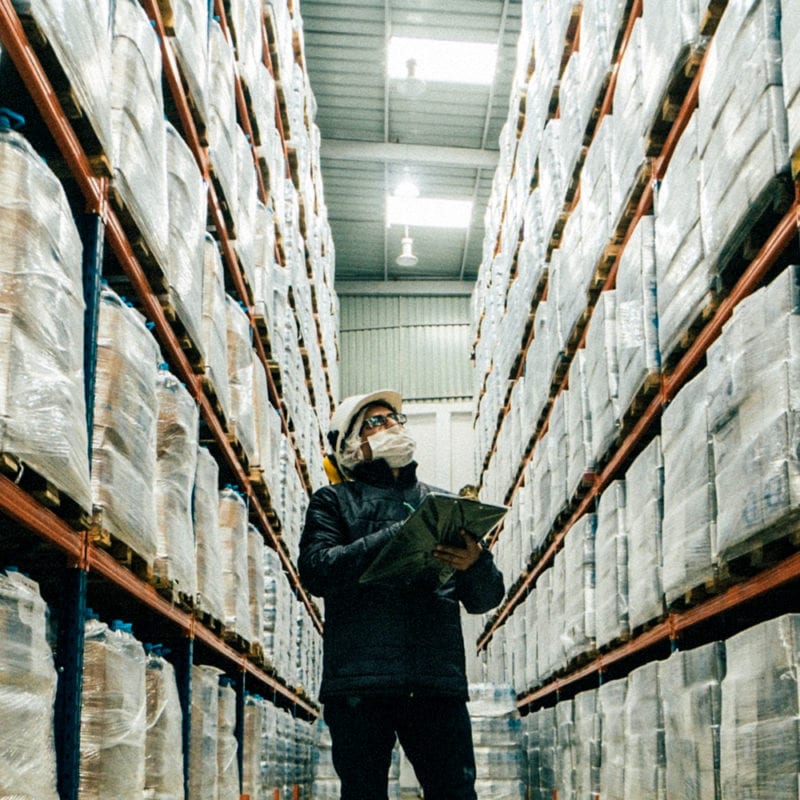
366;425;416;468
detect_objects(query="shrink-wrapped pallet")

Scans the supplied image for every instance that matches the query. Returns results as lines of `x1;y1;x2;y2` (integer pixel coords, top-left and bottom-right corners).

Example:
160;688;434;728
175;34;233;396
92;287;159;562
189;665;220;800
698;0;788;270
574;689;601;799
154;366;199;597
720;614;800;799
235;125;258;290
661;369;717;605
193;447;226;623
80;618;147;799
252;358;273;477
110;0;169;271
247;523;265;652
536;705;557;800
243;694;265;800
531;439;553;554
144;649;184;800
208;19;238;225
706;264;800;561
312;719;341;798
228;0;263;96
598;676;628;799
782;0;800;168
595;480;628;649
539;119;567;246
10;0;112;160
581;0;629;86
580;113;614;273
165;122;206;360
555;698;576;800
219;487;252;643
584;290;619;466
535;568;553;681
625;435;665;630
0;129;91;512
623;660;665;800
660;640;724;800
524;585;539;690
567;350;593;498
218;679;240;800
558;49;587;190
562;513;597;664
226;296;257;466
551;552;567;675
616;215;659;418
167;0;209;127
201;235;233;424
253;201;276;322
0;570;59;800
552;206;588;350
548;391;569;527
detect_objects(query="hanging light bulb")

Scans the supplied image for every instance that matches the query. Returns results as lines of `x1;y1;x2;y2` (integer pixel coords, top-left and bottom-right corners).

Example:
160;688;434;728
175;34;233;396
396;225;418;267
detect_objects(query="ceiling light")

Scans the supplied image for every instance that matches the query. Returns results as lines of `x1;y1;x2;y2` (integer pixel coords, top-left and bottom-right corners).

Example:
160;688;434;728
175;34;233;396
386;196;473;229
395;58;426;98
396;225;418;267
394;172;419;199
388;37;498;86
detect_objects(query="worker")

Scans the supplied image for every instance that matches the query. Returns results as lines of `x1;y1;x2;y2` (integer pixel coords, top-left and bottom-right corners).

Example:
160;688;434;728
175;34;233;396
299;389;505;800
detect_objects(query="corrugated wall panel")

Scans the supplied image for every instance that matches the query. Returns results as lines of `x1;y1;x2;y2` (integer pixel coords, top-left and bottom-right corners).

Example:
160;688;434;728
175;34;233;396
339;295;473;401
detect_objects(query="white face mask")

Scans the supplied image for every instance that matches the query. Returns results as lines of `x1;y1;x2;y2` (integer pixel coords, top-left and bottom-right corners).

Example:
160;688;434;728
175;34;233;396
366;425;416;468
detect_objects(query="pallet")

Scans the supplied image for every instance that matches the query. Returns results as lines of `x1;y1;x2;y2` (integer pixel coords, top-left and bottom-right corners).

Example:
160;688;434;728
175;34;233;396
208;163;238;239
661;288;722;372
617;371;661;440
194;606;224;636
166;40;209;145
611;159;654;246
0;452;92;530
589;242;623;300
630;609;669;640
200;375;230;433
596;628;632;654
700;0;729;36
667;572;724;613
90;512;154;584
226;431;251;474
16;10;112;177
222;626;250;654
152;563;195;611
718;512;800;579
108;185;168;279
154;0;176;35
157;293;205;374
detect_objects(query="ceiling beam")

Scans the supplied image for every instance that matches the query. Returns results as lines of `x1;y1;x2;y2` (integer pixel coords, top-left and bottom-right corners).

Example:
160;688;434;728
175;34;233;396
335;281;474;296
321;139;499;170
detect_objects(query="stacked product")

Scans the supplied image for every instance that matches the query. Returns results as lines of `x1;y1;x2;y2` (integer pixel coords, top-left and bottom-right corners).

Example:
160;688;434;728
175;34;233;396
552;214;587;366
566;350;593;498
189;665;221;799
242;694;266;800
217;678;240;800
468;684;527;799
660;641;724;799
561;513;597;664
625;436;665;631
598;677;628;798
234;126;258;291
79;617;147;799
0;129;91;513
164;121;206;358
706;264;800;562
530;705;557;800
594;480;629;649
218;487;253;644
573;689;601;798
547;392;569;529
782;0;800;166
166;0;209;129
144;647;184;800
227;0;263;100
720;614;800;798
110;0;169;271
530;434;552;551
623;661;665;799
538;119;567;247
661;370;716;606
0;570;59;800
580;113;614;279
558;49;588;190
154;366;199;598
226;296;258;466
580;0;627;106
92;287;160;563
193;447;226;625
247;524;266;655
554;698;576;799
311;720;340;799
698;0;788;270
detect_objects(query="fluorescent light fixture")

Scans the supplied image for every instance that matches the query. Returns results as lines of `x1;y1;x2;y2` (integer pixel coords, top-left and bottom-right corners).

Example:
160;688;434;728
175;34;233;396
387;196;473;229
394;176;419;199
388;37;498;86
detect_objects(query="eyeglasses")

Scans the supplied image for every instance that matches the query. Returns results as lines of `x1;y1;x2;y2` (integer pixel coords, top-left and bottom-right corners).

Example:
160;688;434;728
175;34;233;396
360;412;408;432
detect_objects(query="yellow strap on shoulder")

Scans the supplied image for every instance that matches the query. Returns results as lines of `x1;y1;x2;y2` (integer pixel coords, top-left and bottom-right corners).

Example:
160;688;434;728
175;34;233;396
323;454;345;484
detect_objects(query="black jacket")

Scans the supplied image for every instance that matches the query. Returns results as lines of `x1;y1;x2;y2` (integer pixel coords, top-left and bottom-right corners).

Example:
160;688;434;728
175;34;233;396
298;460;505;702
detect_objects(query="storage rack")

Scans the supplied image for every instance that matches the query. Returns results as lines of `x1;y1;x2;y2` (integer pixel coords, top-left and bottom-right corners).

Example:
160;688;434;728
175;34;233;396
471;0;800;715
0;0;332;796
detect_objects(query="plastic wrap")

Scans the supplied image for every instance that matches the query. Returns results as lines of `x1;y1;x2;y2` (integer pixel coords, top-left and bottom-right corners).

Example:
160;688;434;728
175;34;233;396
706;264;800;560
625;435;665;630
561;513;597;663
228;0;263;94
783;0;800;162
698;0;788;269
567;350;594;498
0;129;91;512
594;480;629;649
721;614;800;798
555;698;576;799
0;570;59;800
225;296;257;465
167;0;208;127
624;660;666;799
598;676;628;799
219;487;253;642
539;118;566;244
548;391;569;526
79;618;147;799
110;0;169;271
553;205;589;350
660;641;724;800
581;112;614;272
537;705;557;799
92;287;159;561
523;300;558;440
661;370;717;605
574;688;601;798
144;651;184;800
165;122;206;360
584;290;620;466
11;0;113;160
189;665;220;799
217;679;240;800
201;235;233;424
252;349;272;475
208;19;238;223
247;524;265;651
616;215;659;418
193;447;226;622
243;694;265;800
530;439;553;554
235;126;258;290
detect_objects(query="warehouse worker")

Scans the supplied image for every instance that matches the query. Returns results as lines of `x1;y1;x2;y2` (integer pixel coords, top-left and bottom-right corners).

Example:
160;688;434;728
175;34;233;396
299;389;505;800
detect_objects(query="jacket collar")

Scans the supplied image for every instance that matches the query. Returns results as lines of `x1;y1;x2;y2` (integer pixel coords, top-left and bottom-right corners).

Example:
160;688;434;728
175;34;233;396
350;459;419;488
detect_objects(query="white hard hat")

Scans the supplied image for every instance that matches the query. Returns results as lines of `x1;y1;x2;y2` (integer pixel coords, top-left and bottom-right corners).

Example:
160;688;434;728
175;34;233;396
327;389;403;457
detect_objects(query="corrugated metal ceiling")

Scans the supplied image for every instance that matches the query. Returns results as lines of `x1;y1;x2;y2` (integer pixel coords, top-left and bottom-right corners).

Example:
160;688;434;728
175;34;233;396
299;0;522;284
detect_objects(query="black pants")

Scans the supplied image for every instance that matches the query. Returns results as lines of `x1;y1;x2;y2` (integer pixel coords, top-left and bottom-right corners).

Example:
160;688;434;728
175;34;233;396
323;694;477;800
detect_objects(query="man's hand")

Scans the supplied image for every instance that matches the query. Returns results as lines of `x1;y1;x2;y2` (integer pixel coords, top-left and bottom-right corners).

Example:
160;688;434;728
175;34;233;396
432;529;482;571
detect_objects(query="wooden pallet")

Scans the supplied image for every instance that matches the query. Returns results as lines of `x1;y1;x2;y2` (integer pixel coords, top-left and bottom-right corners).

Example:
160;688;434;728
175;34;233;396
661;288;722;372
617;371;661;440
157;293;205;374
166;40;209;145
718;513;800;579
611;159;654;246
16;10;112;177
208;162;238;238
589;242;623;299
0;451;92;530
200;375;230;433
222;626;250;654
90;512;154;584
630;610;669;640
154;0;176;35
700;0;729;36
152;563;195;611
108;185;168;279
667;572;724;613
194;606;224;636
